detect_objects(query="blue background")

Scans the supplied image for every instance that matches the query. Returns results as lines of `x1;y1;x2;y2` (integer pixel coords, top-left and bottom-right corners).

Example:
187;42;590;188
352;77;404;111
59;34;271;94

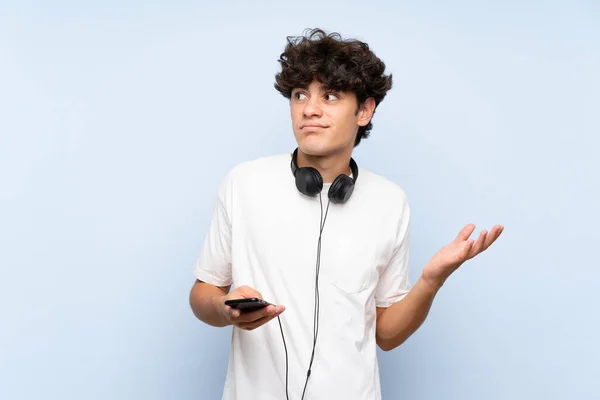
1;1;599;399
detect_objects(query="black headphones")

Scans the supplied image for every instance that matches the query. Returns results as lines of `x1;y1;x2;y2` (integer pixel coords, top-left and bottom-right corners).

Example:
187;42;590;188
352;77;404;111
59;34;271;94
290;148;359;204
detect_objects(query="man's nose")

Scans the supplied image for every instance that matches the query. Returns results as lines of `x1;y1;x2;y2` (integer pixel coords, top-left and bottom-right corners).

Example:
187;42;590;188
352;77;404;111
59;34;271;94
303;97;323;118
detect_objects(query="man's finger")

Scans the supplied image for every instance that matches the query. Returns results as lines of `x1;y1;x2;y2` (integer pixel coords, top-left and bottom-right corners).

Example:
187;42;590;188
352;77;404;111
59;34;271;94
232;305;277;323
462;240;475;257
237;307;285;330
483;225;503;250
470;230;487;258
456;224;476;242
228;307;241;318
238;314;276;330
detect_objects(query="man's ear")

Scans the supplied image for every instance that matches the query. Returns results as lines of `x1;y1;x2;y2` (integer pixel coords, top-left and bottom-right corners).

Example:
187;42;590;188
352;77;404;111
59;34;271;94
357;98;376;127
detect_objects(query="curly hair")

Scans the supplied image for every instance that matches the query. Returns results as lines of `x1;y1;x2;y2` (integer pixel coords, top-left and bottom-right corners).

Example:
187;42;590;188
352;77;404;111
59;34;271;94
274;28;393;147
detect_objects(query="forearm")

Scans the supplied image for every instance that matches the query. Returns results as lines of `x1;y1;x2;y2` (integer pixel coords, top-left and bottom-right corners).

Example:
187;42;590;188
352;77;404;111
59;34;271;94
376;275;441;351
189;280;231;327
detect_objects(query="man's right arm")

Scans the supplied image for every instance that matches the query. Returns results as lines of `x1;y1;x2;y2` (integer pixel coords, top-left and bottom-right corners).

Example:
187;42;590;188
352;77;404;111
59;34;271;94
189;280;231;327
190;280;287;330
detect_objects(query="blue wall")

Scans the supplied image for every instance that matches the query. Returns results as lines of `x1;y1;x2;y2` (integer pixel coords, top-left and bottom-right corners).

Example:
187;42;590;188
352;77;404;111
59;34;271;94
1;1;598;399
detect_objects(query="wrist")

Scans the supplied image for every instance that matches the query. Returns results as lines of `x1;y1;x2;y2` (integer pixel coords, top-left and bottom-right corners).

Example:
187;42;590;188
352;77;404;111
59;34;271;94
418;273;444;293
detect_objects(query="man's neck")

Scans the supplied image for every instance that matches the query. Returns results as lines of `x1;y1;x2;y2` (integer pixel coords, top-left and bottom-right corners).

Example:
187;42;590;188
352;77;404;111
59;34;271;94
296;148;353;183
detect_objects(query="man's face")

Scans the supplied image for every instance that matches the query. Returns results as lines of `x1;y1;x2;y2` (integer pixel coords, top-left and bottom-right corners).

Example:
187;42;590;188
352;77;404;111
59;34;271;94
290;80;371;157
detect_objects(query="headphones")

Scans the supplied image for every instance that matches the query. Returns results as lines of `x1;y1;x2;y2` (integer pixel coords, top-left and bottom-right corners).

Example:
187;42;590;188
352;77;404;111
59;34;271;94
290;148;359;204
275;148;360;400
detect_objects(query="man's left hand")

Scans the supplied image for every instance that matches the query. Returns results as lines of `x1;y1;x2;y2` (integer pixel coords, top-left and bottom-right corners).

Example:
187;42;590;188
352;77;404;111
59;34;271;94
421;224;504;289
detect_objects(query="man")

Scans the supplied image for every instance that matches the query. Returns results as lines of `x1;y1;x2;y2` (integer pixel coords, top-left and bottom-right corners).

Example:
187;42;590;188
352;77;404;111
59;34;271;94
189;28;503;400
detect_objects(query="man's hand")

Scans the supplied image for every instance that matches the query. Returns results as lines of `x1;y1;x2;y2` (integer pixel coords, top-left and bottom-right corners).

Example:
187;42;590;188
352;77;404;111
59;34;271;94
421;224;504;289
220;285;286;331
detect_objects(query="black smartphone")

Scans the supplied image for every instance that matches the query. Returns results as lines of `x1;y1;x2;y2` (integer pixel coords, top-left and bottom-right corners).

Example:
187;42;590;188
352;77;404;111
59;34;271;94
224;298;272;313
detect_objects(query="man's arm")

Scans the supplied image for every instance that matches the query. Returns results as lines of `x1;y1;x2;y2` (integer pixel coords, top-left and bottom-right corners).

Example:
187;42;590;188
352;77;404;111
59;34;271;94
189;280;231;327
376;223;504;352
375;276;440;351
189;280;287;330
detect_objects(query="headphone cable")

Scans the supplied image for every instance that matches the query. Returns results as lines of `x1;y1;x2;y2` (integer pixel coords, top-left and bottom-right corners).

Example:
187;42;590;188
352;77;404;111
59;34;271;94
277;315;290;400
278;193;331;400
301;193;330;399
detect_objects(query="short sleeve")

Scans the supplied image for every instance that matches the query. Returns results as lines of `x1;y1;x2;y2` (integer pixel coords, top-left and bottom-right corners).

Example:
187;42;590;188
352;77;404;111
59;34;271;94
375;198;411;308
193;172;234;287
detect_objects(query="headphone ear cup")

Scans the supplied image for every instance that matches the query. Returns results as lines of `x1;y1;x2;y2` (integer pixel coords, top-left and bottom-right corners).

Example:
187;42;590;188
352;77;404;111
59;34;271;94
328;175;354;204
295;167;323;196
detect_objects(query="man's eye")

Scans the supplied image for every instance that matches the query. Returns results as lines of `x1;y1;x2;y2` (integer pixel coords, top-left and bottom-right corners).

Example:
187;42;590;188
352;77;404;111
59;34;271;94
295;92;307;100
326;93;338;101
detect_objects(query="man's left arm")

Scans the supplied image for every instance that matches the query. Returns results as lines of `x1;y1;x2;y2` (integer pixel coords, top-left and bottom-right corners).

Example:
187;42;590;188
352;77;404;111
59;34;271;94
375;275;439;351
376;223;504;352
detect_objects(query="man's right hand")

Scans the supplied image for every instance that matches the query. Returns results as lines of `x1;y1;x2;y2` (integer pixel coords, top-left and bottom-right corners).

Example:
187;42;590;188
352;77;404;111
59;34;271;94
219;285;285;331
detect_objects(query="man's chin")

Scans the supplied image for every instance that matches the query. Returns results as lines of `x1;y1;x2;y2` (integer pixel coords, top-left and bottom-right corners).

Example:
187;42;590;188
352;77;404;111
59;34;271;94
297;140;349;158
297;143;331;157
296;135;351;157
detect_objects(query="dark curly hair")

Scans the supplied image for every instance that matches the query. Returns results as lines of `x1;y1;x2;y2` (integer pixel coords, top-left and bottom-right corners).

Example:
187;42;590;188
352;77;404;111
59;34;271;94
274;28;393;147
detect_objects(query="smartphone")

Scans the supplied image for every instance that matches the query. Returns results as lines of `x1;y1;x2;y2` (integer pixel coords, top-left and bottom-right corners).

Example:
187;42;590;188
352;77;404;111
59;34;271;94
224;298;272;313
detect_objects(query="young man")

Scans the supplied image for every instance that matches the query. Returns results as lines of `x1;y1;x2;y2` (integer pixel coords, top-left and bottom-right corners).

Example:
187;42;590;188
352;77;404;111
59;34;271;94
189;28;503;400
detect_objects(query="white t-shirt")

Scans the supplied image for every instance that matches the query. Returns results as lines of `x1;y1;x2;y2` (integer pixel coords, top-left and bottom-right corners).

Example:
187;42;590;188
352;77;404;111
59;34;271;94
194;152;412;400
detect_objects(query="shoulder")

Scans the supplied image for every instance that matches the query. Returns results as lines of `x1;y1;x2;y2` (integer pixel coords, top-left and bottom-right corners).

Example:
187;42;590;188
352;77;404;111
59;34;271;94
358;167;409;206
230;153;289;176
224;153;289;181
218;152;290;193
